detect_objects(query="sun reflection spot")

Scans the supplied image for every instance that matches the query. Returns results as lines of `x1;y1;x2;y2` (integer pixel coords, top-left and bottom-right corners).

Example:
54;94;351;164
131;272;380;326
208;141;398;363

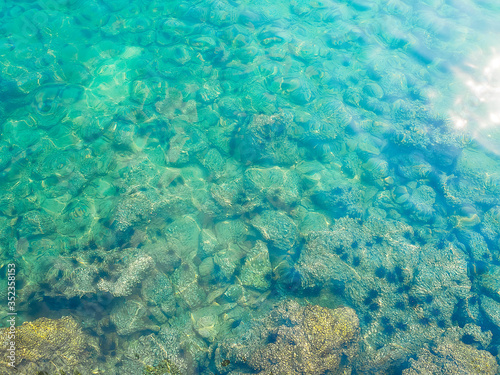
446;48;500;155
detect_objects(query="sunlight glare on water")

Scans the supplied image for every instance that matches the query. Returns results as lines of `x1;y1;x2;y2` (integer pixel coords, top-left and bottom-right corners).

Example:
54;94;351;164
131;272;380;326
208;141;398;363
451;48;500;154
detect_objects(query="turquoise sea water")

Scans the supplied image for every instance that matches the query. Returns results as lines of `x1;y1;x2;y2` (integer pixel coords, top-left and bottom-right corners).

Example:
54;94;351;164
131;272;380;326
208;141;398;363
1;0;500;373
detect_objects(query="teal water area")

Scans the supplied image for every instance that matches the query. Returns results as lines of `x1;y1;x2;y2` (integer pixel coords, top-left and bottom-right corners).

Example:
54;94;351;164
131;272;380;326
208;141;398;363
1;0;500;373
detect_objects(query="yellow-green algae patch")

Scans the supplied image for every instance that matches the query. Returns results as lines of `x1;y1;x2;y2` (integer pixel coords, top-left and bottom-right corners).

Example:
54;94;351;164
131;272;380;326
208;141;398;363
0;316;97;374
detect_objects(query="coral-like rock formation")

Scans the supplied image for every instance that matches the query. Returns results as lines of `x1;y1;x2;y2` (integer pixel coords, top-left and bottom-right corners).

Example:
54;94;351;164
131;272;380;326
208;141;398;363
0;316;97;374
215;300;359;374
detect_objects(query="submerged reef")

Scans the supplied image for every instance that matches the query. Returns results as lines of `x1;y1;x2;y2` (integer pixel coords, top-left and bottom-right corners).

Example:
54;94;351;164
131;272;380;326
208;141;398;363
0;316;97;374
403;327;498;375
296;216;475;372
214;300;360;375
0;0;500;373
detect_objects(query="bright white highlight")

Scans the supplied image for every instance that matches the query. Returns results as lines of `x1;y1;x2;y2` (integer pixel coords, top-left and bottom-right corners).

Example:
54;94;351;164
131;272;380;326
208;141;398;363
450;48;500;155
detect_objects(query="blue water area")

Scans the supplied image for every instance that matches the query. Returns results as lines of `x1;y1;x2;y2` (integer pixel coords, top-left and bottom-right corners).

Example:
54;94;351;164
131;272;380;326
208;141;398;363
1;0;500;374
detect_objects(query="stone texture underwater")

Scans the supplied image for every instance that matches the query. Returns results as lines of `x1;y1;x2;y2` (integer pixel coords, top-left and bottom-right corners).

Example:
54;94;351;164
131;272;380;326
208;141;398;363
1;0;500;373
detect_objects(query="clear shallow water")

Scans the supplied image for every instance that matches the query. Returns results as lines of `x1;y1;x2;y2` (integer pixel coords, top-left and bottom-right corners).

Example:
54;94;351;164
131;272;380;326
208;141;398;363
1;0;500;374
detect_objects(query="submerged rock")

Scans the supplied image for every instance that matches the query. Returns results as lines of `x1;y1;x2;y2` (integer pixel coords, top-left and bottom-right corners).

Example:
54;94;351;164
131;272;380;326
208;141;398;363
403;339;498;375
124;325;192;375
297;216;473;373
16;209;56;238
234;111;298;165
240;240;272;291
215;300;359;374
171;261;205;309
0;316;97;374
98;254;154;297
142;271;176;317
110;298;159;336
250;210;299;254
